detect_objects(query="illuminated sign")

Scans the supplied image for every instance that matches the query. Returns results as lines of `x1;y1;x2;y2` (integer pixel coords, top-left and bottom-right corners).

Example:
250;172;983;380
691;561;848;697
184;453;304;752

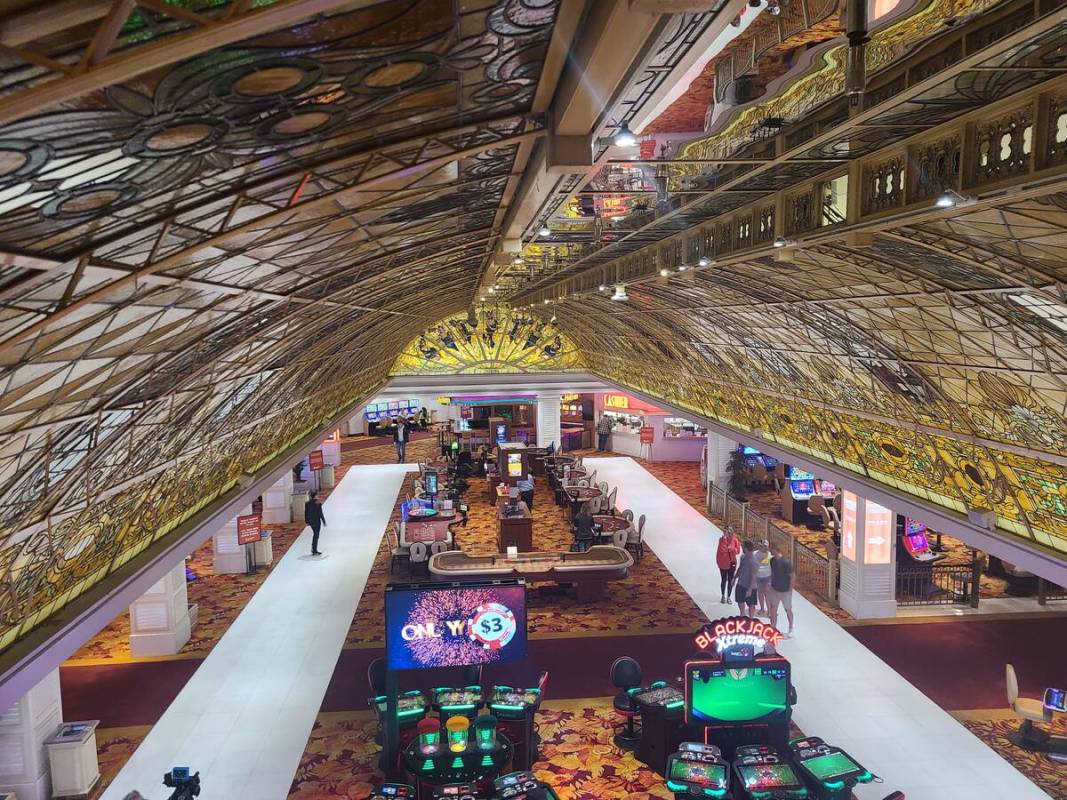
864;500;893;564
841;491;858;561
309;449;325;471
694;617;784;654
604;394;629;409
561;393;579;402
437;396;451;405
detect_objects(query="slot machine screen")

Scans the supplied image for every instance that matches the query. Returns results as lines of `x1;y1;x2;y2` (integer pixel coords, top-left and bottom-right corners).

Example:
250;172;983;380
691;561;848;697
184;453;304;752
368;412;380;421
787;466;815;480
801;751;863;781
424;472;439;495
790;480;815;497
687;662;790;724
385;581;527;670
737;764;801;791
905;517;927;536
818;481;837;495
409;400;421;410
388;401;400;411
668;759;727;788
742;446;760;455
507;452;523;478
495;423;508;444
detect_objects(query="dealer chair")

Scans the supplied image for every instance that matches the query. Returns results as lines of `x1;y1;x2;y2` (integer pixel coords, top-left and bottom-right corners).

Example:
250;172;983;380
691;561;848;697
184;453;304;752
1006;663;1053;748
597;481;609;494
626;516;644;561
390;523;410;574
610;656;643;750
622;509;634;522
605;486;618;514
806;495;826;530
430;540;449;557
821;504;841;538
612;528;628;549
409;541;429;578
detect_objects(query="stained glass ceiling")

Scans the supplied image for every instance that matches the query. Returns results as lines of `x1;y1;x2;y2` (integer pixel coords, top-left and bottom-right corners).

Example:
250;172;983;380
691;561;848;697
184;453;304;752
0;0;1062;661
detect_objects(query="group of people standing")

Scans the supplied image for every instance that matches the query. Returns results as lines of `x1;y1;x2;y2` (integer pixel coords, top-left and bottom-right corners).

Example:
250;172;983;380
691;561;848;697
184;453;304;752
716;526;795;636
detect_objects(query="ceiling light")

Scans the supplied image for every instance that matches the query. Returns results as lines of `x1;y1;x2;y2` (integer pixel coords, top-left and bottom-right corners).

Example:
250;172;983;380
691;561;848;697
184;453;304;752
613;122;637;148
598;284;607;291
678;265;688;271
934;189;976;208
698;256;710;267
550;315;557;323
543;298;550;304
768;2;781;14
538;224;551;237
488;287;495;294
773;236;789;248
610;215;626;222
611;284;628;301
659;268;671;277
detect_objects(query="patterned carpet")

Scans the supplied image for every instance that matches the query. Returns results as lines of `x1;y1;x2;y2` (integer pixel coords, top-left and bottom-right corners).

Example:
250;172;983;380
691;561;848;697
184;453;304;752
65;441;1067;800
288;699;678;800
345;450;709;649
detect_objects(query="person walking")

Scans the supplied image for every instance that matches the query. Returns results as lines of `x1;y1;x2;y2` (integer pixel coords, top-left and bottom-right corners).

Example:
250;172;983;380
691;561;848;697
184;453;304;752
393;416;411;463
596;413;614;451
755;540;773;617
305;490;326;556
735;540;759;618
769;541;795;636
716;525;742;603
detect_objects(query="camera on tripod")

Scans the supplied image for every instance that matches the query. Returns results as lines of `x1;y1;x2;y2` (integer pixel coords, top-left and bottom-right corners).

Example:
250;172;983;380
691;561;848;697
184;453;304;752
163;767;200;800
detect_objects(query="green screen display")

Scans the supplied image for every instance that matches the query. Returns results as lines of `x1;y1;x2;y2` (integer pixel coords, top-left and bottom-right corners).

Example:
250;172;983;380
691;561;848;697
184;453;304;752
668;759;727;788
688;664;789;724
802;751;861;781
737;764;801;790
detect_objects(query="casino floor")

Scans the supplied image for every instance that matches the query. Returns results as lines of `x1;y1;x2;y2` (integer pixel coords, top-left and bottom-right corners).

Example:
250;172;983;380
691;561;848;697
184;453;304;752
57;436;1063;800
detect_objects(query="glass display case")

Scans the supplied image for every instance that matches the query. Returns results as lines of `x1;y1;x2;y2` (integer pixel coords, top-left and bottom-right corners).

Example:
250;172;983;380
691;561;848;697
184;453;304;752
663;416;707;438
603;410;644;434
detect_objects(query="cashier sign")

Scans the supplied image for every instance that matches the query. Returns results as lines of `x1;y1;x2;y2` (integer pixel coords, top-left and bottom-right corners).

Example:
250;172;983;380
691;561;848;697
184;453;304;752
401;601;517;651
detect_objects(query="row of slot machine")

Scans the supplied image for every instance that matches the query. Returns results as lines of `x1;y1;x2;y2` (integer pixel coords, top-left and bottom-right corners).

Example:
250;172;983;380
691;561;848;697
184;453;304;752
370;771;558;800
666;737;887;800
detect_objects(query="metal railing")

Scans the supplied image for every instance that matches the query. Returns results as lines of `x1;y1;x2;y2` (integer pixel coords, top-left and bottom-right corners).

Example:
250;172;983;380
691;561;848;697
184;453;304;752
707;483;838;606
1038;578;1067;605
897;564;981;607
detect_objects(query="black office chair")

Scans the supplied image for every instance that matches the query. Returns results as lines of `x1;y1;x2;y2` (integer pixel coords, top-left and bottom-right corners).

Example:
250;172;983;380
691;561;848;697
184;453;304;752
610;656;643;749
368;657;387;699
368;657;388;745
463;663;483;687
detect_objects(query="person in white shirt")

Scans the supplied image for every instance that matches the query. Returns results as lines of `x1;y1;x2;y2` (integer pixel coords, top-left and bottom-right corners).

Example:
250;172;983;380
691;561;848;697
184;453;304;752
755;540;772;617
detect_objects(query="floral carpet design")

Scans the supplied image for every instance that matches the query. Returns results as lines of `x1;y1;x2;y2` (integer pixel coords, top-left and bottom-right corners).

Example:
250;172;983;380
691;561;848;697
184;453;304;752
953;711;1067;799
69;441;413;663
90;726;150;799
345;452;710;649
288;699;677;800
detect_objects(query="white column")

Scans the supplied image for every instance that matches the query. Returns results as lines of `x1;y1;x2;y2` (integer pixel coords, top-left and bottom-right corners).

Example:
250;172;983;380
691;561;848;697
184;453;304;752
0;670;62;800
213;505;252;575
346;412;366;436
838;491;897;619
261;472;292;525
321;433;341;467
129;561;194;657
706;433;735;485
535;392;561;449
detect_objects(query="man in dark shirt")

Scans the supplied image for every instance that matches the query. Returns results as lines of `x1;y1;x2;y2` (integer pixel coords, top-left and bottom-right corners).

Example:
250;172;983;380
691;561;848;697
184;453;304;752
573;510;596;552
769;542;794;636
393;418;411;463
304;490;326;556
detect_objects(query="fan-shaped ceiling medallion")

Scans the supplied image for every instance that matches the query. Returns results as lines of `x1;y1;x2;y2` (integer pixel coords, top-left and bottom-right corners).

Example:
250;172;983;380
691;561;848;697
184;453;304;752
390;306;586;375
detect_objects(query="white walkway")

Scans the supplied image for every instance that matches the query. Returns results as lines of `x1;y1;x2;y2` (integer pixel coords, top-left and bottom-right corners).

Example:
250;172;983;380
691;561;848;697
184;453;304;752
592;456;1052;800
102;463;413;800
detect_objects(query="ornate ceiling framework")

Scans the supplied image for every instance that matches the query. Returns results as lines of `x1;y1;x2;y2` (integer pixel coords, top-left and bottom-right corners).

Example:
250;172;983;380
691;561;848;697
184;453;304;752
0;0;562;651
0;0;1061;661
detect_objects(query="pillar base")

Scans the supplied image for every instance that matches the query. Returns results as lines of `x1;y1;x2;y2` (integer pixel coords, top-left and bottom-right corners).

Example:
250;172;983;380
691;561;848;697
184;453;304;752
319;465;335;489
0;769;49;800
212;551;246;575
129;606;193;658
